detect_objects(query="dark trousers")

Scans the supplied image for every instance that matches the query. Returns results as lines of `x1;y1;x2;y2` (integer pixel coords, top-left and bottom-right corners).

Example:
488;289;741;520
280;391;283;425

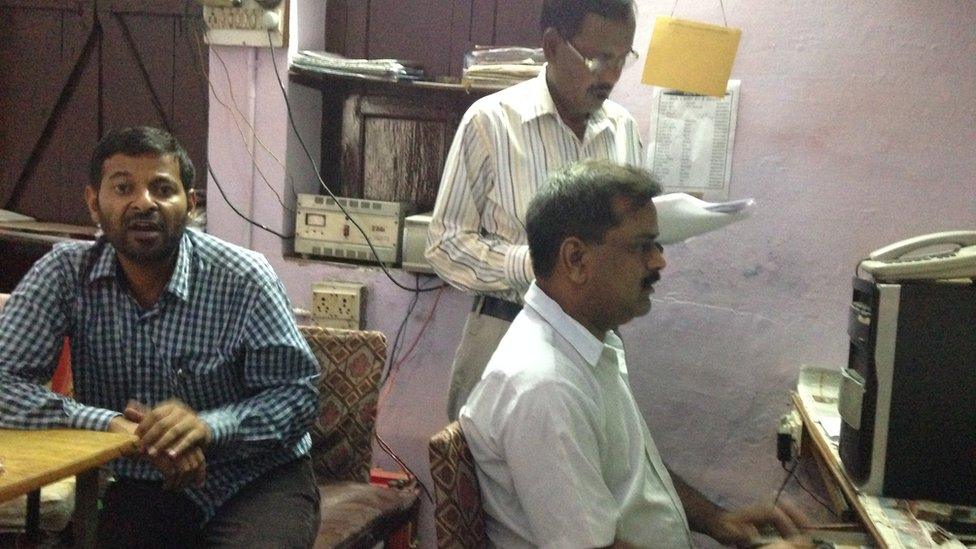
96;457;321;549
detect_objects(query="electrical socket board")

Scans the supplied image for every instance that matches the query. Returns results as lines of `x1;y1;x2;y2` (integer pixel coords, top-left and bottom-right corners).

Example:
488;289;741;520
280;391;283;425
202;0;288;48
312;281;365;330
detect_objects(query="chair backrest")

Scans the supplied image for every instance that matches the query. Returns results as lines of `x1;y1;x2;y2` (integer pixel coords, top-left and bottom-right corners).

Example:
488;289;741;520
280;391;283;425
300;325;387;484
428;421;486;549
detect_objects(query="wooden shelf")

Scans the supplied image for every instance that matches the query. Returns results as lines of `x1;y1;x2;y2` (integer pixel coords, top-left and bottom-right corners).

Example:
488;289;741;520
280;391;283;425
287;63;511;213
288;64;507;96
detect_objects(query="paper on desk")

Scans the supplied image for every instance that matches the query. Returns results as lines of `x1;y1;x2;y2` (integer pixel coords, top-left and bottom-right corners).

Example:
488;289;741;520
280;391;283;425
863;498;967;548
796;366;843;440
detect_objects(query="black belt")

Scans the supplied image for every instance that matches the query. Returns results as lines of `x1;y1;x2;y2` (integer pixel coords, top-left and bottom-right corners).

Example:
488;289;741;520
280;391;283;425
473;295;522;322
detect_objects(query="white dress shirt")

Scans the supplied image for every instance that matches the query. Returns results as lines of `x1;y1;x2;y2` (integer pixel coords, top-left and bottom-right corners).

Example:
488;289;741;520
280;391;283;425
426;67;644;303
460;283;694;549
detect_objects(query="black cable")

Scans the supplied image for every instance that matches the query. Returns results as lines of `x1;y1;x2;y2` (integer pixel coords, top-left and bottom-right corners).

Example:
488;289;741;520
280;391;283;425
184;21;295;239
188;22;296;215
774;459;797;505
776;447;839;517
208;165;294;240
375;432;435;506
266;30;447;294
382;275;424;385
795;473;837;516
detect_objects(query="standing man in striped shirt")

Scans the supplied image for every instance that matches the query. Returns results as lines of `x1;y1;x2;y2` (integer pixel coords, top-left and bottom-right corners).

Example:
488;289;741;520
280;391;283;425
0;126;321;547
427;0;644;420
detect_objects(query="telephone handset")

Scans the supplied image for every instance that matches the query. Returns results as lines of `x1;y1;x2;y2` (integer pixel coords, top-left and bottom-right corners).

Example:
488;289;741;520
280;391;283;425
860;230;976;281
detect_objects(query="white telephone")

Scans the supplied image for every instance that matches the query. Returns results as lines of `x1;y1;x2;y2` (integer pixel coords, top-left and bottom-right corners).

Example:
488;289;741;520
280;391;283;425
859;230;976;281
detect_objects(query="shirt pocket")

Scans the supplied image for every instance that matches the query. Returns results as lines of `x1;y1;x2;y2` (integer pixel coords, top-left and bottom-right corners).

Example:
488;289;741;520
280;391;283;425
172;350;243;411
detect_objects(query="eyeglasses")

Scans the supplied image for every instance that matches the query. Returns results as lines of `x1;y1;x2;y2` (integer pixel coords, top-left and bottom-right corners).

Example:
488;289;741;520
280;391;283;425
563;37;640;74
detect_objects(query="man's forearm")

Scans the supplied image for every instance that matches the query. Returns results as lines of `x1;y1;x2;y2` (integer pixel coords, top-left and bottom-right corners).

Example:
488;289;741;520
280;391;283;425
669;469;726;535
0;378;119;431
198;380;318;453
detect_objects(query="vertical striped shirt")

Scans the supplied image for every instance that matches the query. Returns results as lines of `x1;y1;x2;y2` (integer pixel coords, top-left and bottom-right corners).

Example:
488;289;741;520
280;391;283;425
0;229;319;522
426;66;644;302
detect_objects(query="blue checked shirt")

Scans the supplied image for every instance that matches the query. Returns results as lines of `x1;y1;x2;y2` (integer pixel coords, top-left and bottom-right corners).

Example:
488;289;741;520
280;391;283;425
0;229;320;521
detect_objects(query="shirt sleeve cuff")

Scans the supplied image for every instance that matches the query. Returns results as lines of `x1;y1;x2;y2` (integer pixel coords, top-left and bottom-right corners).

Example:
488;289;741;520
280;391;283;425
198;409;240;447
68;406;122;432
504;245;534;289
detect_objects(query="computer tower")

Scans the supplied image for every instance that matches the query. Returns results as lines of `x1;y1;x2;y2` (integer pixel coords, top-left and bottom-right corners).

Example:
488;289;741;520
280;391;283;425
838;277;976;505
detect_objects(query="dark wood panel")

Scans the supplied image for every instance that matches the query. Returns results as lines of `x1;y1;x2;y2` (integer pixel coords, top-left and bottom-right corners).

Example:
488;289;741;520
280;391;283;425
325;0;369;58
367;0;454;77
359;95;457;211
362;118;451;210
470;0;498;49
99;5;207;190
493;0;543;47
0;2;96;224
100;10;175;130
171;15;209;192
0;0;207;229
447;0;473;77
10;26;100;226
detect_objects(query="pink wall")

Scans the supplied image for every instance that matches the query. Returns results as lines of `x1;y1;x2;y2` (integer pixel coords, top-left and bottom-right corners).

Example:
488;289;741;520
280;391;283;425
206;2;976;546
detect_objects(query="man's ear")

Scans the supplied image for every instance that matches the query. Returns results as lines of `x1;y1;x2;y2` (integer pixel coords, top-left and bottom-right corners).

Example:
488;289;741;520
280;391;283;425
542;27;560;62
84;185;101;227
558;237;589;284
186;187;198;213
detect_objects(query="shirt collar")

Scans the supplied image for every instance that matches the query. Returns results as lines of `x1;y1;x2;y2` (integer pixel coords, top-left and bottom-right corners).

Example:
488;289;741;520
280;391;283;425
524;281;620;368
86;230;193;303
514;65;611;135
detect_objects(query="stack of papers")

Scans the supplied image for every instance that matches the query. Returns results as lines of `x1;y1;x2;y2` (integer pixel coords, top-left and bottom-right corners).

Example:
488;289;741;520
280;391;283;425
462;47;544;87
652;193;755;245
293;51;424;81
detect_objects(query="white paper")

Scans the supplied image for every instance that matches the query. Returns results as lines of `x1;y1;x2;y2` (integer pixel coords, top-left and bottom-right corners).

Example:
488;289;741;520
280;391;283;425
644;80;740;200
653;193;754;245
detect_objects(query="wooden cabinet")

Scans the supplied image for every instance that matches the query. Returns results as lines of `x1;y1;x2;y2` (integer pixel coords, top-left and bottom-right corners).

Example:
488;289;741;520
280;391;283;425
324;0;544;78
290;67;502;213
299;0;544;211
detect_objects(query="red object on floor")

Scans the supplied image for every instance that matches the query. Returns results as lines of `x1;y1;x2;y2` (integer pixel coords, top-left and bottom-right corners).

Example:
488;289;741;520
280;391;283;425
50;338;73;396
370;468;414;549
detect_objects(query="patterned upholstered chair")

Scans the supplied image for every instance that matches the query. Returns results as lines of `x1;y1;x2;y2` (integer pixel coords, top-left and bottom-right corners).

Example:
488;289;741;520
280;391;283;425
428;421;486;549
300;325;419;549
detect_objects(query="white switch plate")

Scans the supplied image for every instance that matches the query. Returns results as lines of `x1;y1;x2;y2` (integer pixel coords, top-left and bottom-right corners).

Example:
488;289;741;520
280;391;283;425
203;0;288;48
311;281;365;330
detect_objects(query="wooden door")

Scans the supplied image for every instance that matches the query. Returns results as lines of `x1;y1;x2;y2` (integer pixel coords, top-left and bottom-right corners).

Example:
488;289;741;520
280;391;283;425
0;0;208;226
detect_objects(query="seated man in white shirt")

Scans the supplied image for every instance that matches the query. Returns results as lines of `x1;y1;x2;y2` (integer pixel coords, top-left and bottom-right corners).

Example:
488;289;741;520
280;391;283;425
459;159;810;548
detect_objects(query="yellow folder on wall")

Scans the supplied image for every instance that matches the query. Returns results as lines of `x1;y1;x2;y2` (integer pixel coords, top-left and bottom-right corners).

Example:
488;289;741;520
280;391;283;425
641;16;741;97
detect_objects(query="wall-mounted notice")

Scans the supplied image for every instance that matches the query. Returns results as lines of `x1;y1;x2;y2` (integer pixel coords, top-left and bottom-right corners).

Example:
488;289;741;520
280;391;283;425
644;80;740;200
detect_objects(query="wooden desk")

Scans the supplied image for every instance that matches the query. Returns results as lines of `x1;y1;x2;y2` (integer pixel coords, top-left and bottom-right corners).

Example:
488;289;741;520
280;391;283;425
0;429;137;547
792;393;886;546
792;391;968;548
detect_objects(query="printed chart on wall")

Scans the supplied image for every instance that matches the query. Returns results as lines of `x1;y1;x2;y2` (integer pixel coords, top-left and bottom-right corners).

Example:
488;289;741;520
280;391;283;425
644;80;740;200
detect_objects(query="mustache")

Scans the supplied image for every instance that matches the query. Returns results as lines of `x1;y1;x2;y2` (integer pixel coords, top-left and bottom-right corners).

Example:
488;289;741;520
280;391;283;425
125;212;162;229
589;84;613;95
641;272;661;289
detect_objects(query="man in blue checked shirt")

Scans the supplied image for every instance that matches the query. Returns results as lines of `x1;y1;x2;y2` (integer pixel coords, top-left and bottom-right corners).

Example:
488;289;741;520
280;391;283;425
0;126;321;547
